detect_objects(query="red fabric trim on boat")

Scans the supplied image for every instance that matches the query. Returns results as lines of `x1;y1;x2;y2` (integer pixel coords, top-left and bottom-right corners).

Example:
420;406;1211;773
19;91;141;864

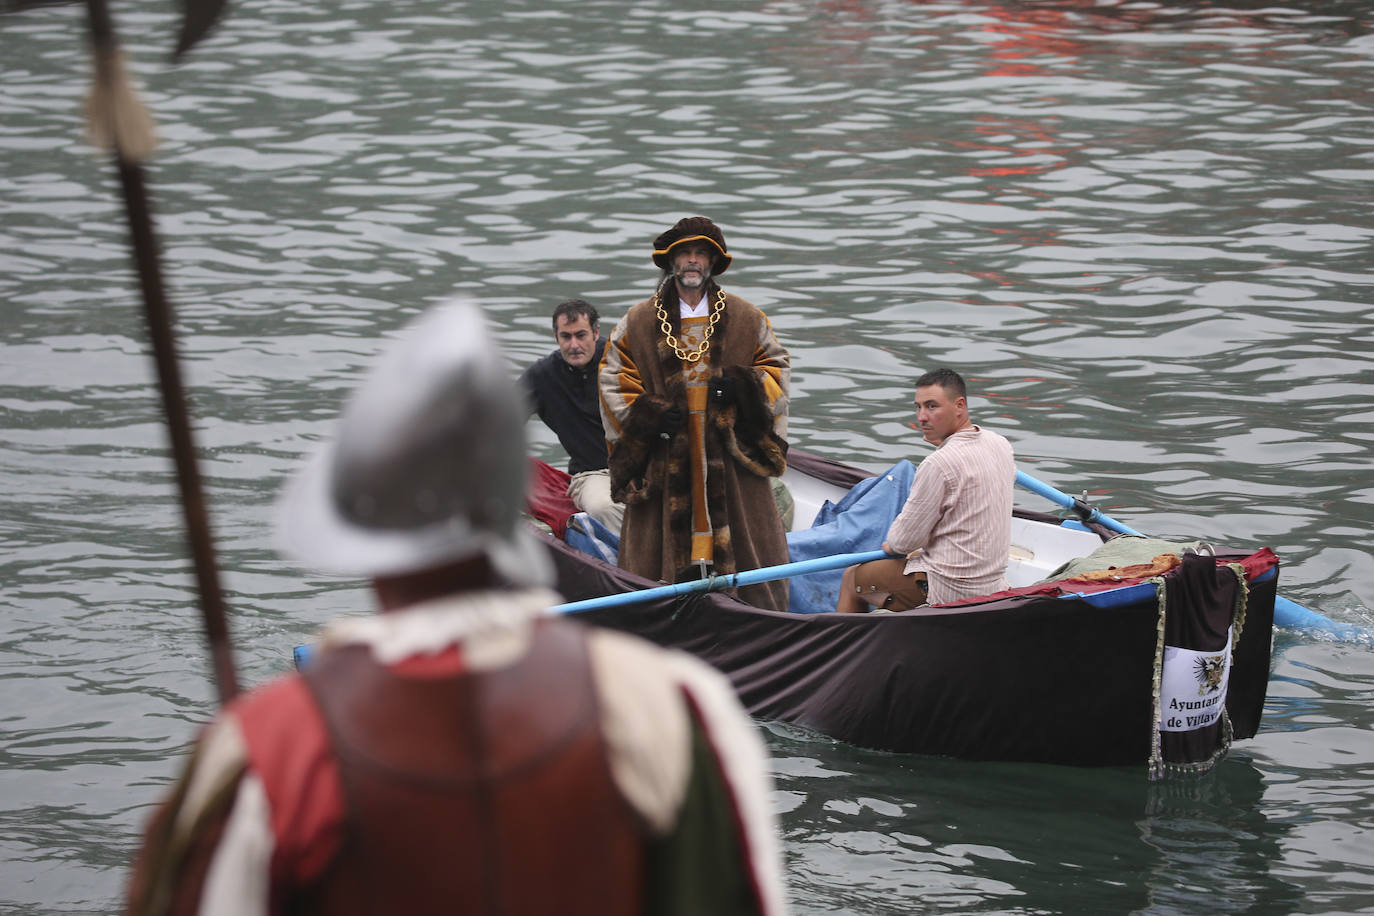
526;458;578;539
938;547;1280;608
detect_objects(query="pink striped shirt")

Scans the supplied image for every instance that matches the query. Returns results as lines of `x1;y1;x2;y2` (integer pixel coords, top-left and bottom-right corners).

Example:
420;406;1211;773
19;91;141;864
886;426;1015;605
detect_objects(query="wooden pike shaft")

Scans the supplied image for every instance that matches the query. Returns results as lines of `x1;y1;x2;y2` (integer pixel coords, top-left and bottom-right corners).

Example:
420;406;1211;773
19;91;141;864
86;0;239;703
115;160;239;703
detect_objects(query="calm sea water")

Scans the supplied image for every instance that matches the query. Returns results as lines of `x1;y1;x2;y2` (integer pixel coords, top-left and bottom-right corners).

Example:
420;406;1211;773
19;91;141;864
2;0;1372;912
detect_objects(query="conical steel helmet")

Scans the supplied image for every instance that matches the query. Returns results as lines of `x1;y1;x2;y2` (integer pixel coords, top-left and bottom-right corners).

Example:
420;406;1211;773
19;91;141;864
275;299;552;585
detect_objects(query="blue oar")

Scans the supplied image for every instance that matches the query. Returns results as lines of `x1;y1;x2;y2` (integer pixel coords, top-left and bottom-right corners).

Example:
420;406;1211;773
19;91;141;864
551;549;890;615
293;549;890;669
1015;468;1359;637
1015;470;1143;537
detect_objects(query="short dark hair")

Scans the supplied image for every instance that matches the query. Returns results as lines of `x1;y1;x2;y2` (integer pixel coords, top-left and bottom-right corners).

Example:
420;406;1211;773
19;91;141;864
551;298;598;331
915;367;966;399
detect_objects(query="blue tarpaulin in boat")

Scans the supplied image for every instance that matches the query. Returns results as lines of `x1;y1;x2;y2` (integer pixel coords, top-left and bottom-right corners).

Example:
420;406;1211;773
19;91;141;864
564;512;620;564
784;460;914;614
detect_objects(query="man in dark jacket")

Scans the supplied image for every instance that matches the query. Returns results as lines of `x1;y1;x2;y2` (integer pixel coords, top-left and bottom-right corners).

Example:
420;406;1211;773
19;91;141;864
520;298;623;532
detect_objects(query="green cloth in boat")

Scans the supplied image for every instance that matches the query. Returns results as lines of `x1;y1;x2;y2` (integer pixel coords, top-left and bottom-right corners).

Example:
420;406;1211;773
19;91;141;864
771;476;795;532
1036;535;1203;585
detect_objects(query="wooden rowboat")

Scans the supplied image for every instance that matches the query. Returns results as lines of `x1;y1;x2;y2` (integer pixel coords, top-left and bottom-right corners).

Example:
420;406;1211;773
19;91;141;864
529;448;1278;775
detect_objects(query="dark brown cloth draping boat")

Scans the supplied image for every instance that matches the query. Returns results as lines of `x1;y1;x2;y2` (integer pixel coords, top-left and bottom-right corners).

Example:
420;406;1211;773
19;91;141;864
530;449;1277;773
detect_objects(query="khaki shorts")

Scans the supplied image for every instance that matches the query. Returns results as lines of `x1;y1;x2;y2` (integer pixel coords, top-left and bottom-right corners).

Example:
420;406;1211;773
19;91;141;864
851;558;929;611
567;469;624;534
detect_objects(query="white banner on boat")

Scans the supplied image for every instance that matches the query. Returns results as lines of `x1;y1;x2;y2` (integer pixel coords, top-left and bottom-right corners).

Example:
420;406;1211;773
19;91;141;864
1159;630;1233;733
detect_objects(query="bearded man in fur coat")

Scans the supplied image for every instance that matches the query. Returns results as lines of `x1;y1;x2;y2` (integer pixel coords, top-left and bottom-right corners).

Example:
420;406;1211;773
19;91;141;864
599;217;791;611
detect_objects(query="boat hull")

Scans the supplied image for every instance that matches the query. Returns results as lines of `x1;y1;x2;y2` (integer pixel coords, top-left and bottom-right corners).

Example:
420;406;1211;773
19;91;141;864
545;533;1275;766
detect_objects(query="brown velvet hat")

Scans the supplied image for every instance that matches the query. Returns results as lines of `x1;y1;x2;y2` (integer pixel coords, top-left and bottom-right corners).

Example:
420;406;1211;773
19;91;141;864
651;216;733;275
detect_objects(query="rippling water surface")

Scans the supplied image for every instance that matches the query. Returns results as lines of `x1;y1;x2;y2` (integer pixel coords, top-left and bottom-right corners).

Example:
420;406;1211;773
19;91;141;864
3;0;1372;912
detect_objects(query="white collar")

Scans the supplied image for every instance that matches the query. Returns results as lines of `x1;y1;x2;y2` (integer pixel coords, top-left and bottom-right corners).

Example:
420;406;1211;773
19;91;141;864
317;588;563;667
679;296;710;318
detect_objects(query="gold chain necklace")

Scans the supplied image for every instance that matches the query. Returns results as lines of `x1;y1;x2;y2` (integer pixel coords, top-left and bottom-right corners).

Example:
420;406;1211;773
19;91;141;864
656;289;726;363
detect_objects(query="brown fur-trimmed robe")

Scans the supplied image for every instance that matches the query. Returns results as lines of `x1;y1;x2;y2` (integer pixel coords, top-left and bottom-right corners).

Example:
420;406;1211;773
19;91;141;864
600;283;790;611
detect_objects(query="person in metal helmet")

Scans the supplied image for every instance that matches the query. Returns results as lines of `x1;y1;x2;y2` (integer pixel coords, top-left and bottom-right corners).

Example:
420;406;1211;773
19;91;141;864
124;300;787;916
599;217;792;611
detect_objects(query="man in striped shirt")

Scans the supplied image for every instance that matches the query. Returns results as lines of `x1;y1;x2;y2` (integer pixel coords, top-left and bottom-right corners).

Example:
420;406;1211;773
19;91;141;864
836;368;1015;611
